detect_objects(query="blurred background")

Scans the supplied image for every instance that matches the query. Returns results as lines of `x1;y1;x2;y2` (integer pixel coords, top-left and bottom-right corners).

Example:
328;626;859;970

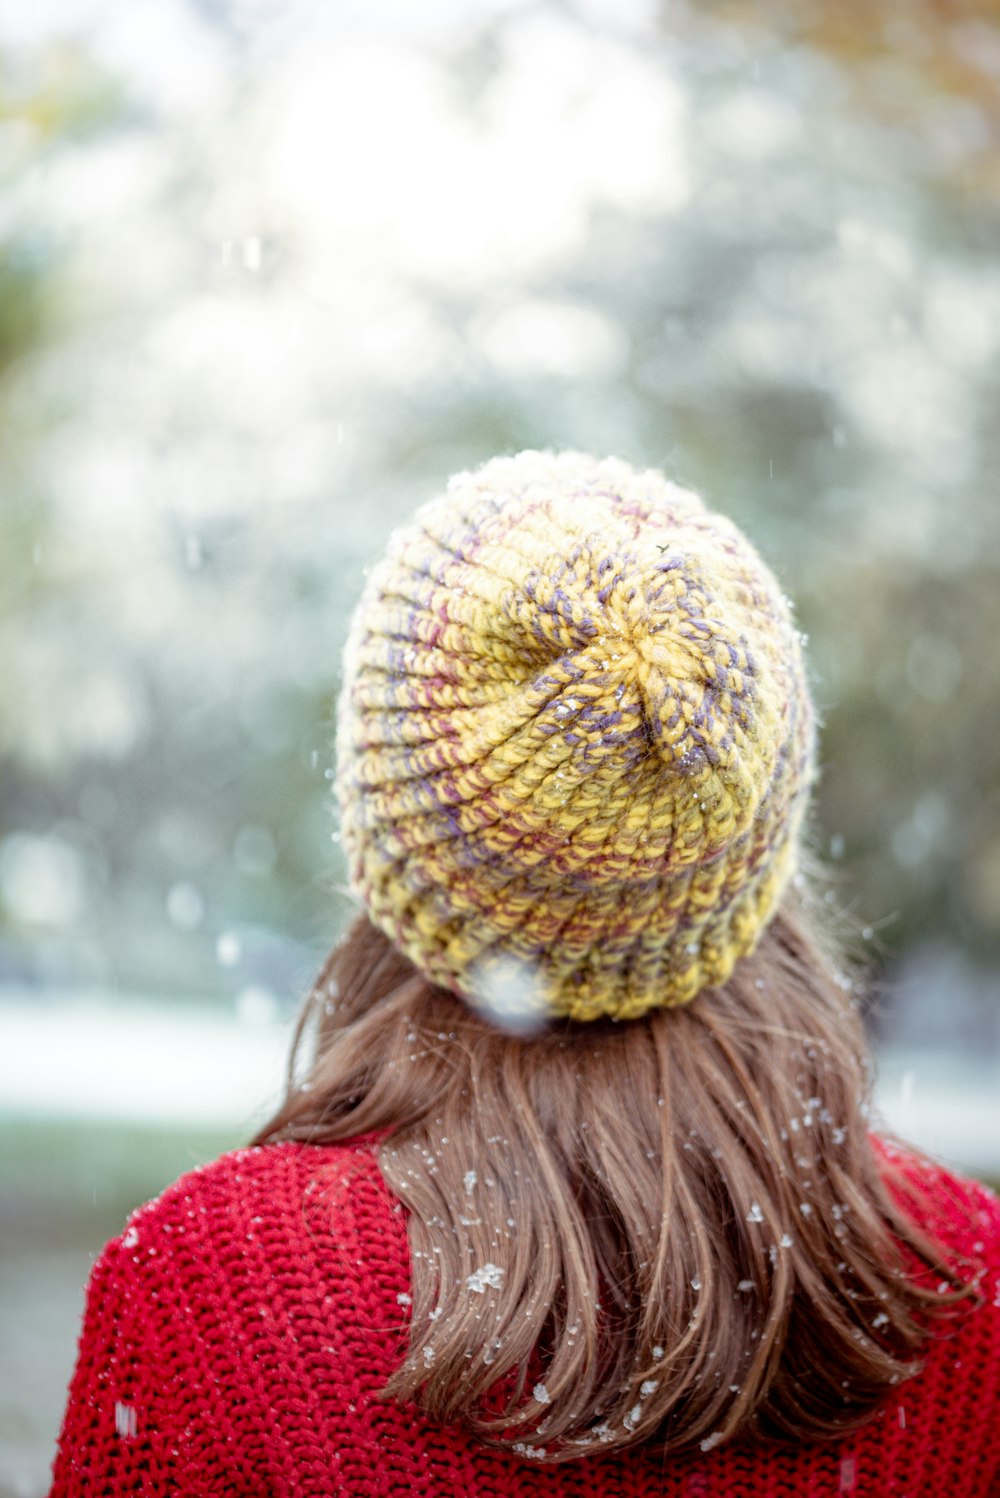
2;0;999;1492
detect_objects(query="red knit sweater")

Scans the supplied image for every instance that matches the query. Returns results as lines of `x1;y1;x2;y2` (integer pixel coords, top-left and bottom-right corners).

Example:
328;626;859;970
49;1138;1000;1497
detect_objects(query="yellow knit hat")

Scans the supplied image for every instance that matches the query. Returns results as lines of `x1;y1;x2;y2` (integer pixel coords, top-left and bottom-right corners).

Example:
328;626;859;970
336;451;817;1023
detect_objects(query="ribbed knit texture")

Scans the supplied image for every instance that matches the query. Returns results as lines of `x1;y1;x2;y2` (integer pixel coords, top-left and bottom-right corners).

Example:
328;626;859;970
336;452;816;1022
50;1139;1000;1497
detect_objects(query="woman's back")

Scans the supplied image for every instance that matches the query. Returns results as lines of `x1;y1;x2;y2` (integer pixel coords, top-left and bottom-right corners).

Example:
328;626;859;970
50;1137;1000;1496
47;453;1000;1493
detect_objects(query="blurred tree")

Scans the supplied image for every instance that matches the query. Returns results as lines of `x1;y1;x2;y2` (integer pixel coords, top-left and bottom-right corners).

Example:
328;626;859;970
713;0;1000;197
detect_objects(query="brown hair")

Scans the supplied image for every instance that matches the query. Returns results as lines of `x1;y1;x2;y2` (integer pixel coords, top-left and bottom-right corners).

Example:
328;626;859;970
254;883;974;1463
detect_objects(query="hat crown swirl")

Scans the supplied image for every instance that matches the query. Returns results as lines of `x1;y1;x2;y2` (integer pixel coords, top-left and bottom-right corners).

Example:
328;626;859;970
337;452;815;1022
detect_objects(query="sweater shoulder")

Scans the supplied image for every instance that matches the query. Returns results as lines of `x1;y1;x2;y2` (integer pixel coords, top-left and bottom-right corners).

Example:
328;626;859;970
872;1137;1000;1331
51;1138;413;1495
873;1136;1000;1250
109;1136;400;1264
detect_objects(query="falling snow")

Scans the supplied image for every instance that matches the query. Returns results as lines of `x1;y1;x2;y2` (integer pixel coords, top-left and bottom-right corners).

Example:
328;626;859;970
114;1403;137;1440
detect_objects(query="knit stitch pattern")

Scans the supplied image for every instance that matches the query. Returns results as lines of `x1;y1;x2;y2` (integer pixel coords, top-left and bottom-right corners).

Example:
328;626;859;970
337;451;816;1020
49;1140;1000;1497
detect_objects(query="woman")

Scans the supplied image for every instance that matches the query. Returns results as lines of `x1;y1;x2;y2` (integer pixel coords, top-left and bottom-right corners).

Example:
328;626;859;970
49;452;1000;1495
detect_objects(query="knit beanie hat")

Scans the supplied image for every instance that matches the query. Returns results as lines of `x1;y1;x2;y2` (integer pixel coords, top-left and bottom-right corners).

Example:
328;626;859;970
335;451;817;1024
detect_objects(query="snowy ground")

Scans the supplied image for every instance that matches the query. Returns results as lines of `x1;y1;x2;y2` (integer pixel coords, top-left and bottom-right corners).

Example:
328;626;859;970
1;992;997;1498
